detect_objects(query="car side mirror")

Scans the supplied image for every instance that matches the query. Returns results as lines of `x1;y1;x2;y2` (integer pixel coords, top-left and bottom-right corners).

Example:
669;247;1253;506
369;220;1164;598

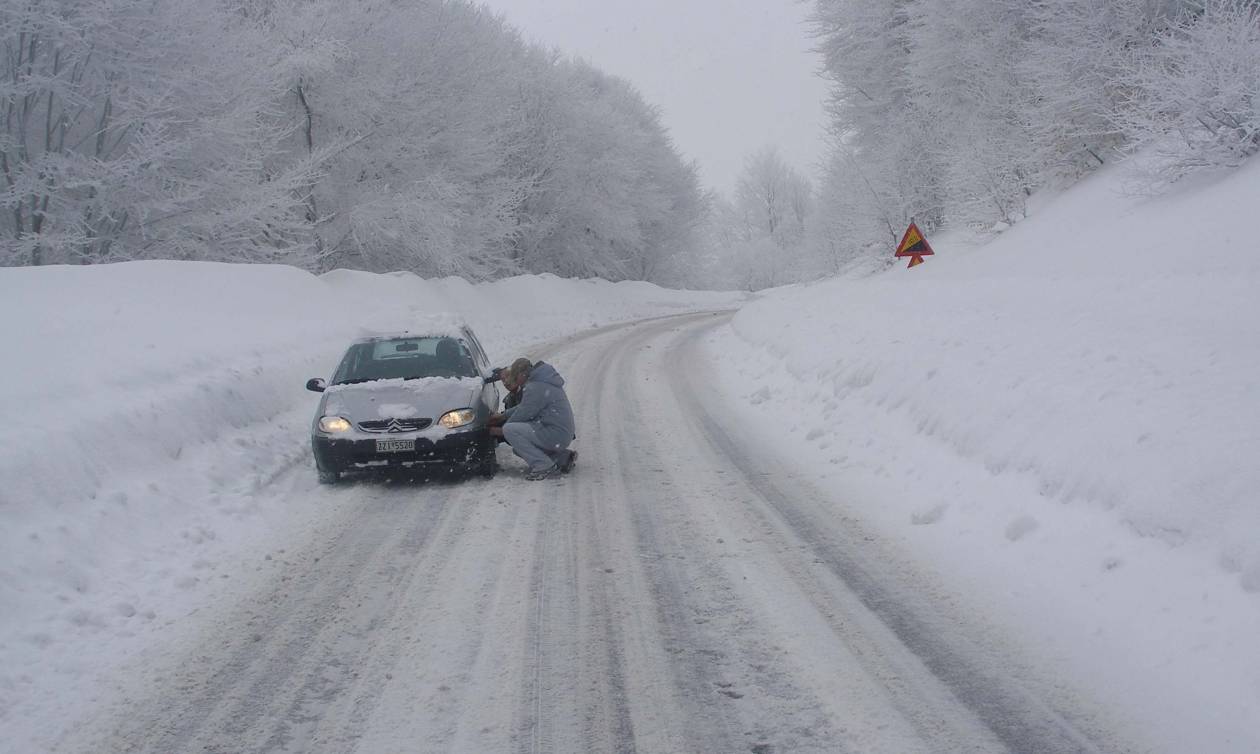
306;378;326;393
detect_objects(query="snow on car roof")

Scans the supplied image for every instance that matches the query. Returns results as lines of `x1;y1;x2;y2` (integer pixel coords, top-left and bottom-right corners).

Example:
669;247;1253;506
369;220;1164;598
353;313;472;343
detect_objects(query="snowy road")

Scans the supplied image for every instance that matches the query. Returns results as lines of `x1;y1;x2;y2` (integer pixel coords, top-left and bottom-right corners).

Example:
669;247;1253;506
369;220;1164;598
60;312;1130;754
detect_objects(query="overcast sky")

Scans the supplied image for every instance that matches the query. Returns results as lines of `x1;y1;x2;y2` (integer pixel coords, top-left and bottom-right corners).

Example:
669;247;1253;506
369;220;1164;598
476;0;829;196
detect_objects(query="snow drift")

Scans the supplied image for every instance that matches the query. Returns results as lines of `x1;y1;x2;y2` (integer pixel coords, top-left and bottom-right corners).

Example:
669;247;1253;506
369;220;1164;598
708;160;1260;751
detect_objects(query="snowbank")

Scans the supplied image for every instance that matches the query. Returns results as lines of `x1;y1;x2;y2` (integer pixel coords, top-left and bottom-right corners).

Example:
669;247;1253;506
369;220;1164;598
707;160;1260;751
0;261;738;744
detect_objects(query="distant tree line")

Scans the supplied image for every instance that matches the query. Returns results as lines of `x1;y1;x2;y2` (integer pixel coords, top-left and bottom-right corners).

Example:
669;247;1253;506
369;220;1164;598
0;0;705;284
692;146;814;291
805;0;1260;273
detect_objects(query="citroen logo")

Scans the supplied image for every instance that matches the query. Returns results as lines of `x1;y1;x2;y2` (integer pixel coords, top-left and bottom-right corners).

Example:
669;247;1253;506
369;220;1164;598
386;419;407;433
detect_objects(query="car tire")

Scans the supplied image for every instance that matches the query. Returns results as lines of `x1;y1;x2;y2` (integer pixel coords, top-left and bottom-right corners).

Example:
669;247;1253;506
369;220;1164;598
476;444;499;478
473;437;498;479
317;468;341;485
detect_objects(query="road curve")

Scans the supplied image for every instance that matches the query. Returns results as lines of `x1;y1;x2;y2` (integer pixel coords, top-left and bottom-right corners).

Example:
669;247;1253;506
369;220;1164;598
58;312;1129;754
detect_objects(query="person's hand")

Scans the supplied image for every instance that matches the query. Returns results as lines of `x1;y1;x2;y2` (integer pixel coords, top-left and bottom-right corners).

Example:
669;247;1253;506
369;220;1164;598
489;425;504;438
488;412;506;426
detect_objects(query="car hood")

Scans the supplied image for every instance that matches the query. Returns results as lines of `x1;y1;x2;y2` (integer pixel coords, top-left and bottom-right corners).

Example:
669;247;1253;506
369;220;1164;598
323;377;481;423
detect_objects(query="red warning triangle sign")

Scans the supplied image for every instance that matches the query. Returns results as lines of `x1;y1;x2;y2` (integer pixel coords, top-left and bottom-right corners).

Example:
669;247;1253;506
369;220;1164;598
894;222;935;259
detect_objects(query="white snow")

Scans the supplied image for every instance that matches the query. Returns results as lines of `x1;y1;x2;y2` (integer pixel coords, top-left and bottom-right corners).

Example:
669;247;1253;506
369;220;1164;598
4;155;1260;751
0;261;739;747
705;159;1260;751
324;376;483;395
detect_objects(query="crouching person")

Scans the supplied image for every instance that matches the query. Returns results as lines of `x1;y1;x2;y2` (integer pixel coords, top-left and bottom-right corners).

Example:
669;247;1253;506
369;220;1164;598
496;358;576;480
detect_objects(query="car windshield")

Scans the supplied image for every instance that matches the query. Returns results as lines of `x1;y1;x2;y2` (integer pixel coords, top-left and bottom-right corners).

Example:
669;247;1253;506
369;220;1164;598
332;337;477;384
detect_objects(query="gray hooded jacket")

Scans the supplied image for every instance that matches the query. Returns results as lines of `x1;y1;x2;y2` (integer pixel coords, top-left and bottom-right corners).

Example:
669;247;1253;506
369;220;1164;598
503;361;575;442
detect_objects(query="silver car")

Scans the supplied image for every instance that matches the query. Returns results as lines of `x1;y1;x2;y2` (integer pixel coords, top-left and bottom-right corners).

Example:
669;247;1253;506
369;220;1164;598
305;324;501;483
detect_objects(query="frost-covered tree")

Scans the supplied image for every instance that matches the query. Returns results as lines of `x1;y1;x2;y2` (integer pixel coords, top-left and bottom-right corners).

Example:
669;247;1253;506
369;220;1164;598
805;150;897;274
736;146;812;248
813;0;945;229
503;60;703;283
1114;0;1260;188
807;0;1251;275
1;0;705;285
907;0;1040;225
700;146;815;290
244;0;543;278
0;0;319;266
1016;1;1175;182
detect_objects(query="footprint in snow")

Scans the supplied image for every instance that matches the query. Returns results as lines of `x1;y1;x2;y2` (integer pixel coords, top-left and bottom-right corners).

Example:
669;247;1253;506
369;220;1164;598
911;504;947;525
1005;515;1039;542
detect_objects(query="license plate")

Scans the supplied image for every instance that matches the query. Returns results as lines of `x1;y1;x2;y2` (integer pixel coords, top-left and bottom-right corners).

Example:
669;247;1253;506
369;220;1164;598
376;438;415;453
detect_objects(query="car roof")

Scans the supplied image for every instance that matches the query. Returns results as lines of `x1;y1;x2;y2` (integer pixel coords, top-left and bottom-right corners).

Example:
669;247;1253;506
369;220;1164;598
351;330;469;345
351;314;474;345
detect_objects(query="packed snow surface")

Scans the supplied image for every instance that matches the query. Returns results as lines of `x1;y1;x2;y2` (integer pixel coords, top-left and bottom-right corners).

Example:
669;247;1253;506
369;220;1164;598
0;263;740;747
708;160;1260;751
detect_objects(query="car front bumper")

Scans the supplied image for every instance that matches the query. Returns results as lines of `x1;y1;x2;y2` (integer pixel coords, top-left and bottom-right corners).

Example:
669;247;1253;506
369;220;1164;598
313;429;492;473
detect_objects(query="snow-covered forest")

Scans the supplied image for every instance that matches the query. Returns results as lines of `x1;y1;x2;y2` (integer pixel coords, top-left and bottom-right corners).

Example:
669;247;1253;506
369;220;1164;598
0;0;704;282
798;0;1260;274
700;0;1260;288
4;0;1259;288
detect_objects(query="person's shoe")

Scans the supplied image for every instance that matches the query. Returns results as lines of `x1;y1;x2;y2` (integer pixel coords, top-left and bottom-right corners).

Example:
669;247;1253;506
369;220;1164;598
525;465;560;481
560;450;578;474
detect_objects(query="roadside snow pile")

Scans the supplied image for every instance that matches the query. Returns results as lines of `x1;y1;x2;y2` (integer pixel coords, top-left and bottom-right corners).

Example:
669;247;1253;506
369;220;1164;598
707;160;1260;751
0;261;738;741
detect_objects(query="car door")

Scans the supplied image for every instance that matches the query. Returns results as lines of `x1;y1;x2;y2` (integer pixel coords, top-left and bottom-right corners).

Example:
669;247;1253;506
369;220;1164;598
461;327;499;412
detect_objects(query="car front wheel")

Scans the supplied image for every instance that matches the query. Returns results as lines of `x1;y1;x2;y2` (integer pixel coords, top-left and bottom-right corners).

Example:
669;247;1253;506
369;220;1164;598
477;441;499;479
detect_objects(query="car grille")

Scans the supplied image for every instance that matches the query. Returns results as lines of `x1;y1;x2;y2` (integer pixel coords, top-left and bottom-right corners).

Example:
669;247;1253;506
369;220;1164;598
357;418;432;433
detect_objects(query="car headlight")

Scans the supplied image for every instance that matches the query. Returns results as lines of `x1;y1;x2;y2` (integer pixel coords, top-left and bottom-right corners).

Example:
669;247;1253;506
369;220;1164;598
318;416;353;433
438;408;476;429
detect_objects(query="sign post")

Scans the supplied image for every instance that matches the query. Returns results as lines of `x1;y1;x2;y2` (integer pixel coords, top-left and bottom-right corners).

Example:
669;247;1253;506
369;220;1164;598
894;222;935;269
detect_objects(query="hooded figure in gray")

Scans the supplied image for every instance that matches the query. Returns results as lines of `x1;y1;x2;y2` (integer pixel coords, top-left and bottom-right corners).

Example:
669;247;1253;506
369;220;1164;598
502;361;576;476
